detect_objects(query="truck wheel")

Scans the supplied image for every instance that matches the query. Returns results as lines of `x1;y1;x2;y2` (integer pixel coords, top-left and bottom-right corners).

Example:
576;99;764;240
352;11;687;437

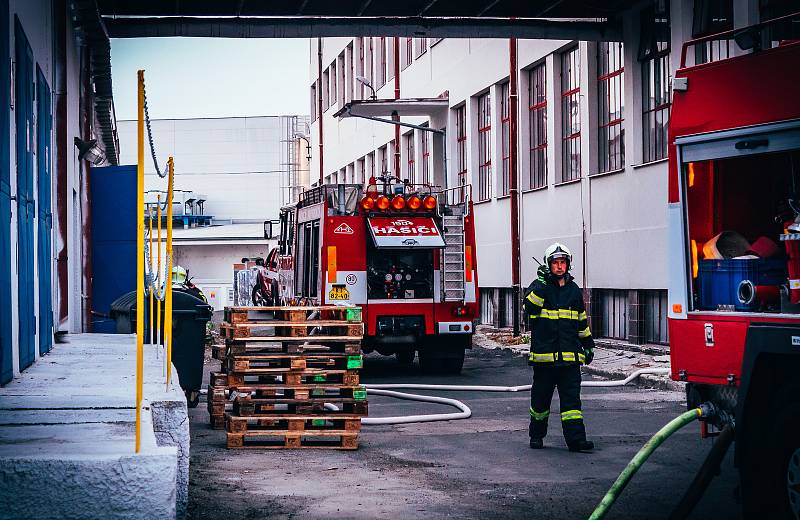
440;348;465;374
741;399;800;518
418;349;446;374
395;349;415;367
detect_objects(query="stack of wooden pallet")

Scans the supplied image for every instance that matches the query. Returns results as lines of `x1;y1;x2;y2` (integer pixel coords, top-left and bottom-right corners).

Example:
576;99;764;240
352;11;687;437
207;305;367;449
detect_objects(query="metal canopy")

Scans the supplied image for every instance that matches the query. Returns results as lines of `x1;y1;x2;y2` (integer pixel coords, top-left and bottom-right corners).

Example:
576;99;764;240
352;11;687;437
335;98;449;119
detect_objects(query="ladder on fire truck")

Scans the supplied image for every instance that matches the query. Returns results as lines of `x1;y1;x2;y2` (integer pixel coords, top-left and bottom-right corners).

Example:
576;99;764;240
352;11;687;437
440;186;470;302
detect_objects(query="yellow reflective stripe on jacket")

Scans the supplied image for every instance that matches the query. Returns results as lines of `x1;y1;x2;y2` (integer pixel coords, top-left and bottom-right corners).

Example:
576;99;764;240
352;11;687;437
560;409;584;421
529;408;550;420
529;351;586;363
538;308;581;320
526;292;544;307
578;311;587;320
529;352;556;362
578;327;592;338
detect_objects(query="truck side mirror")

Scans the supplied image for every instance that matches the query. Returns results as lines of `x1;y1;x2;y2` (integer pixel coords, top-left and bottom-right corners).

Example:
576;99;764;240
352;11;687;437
264;220;273;239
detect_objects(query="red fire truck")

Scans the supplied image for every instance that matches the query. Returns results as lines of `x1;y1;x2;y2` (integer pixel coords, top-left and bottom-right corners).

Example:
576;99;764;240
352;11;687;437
268;178;478;374
668;14;800;516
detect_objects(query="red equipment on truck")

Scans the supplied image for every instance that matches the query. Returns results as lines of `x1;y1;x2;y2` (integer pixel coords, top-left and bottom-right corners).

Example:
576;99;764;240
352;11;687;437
268;177;478;374
668;13;800;517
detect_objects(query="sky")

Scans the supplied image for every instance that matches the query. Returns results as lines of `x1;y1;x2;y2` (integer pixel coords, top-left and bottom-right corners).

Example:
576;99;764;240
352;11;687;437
111;38;310;120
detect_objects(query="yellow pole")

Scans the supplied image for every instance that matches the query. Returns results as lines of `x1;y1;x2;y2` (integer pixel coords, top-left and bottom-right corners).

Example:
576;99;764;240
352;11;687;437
157;194;162;347
148;205;153;346
165;157;175;389
135;70;145;454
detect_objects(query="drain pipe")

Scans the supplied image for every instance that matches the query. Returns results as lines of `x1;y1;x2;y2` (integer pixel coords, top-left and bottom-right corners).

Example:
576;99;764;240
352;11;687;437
509;36;522;336
588;403;717;520
393;37;401;178
317;37;324;185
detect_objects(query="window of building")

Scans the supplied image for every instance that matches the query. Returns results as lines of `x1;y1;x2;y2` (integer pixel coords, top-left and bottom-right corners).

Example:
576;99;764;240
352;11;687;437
692;0;732;64
367;151;375;180
337;52;346;106
405;132;415;181
455;105;467;189
357;38;366;100
323;69;330;110
421;125;431;185
528;63;548;189
387;38;396;81
330;61;338;107
477;92;492;201
310;82;317;121
402;38;413;69
592;289;628;340
415;38;428;58
560;46;581;183
357;158;365;184
377;37;387;88
597;42;625;174
499;82;510;196
346;43;354;103
379;145;388;175
642;289;669;344
389;139;397;177
640;0;671;163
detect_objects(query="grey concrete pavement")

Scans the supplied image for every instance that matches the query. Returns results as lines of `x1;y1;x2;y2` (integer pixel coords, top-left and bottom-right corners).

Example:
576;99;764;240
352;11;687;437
0;334;188;519
188;345;740;519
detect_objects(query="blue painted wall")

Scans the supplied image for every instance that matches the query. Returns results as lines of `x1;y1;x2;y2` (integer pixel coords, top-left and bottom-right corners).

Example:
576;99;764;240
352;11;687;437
0;1;12;384
90;165;137;333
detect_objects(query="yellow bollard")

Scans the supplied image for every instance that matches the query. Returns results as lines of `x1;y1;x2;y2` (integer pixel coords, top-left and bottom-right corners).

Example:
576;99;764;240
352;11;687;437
157;194;162;347
135;70;145;454
165;158;175;389
148;205;153;346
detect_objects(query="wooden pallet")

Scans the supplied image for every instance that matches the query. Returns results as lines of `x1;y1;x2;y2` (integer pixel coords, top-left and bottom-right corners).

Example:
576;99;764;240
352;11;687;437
226;384;366;400
225;413;362;434
226;430;359;449
226;354;363;373
224;306;362;325
234;397;368;416
225;340;362;356
220;321;363;340
226;370;360;387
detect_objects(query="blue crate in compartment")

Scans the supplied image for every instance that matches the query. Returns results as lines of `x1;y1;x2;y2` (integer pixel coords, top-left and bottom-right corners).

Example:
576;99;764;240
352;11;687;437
697;258;787;311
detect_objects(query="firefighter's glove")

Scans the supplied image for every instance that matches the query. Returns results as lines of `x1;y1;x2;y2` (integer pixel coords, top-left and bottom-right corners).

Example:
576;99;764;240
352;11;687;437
583;347;594;365
536;264;548;283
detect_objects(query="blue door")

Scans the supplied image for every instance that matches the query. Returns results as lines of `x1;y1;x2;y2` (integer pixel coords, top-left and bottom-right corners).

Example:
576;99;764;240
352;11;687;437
0;1;12;384
37;67;53;356
15;18;35;371
90;165;137;333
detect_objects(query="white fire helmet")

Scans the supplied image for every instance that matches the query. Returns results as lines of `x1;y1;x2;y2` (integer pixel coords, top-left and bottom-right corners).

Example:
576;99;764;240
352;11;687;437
544;243;572;269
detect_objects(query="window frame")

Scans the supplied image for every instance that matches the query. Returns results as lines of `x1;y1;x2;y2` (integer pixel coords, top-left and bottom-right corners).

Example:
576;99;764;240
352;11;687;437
455;105;468;189
477;92;493;201
499;82;510;197
528;62;548;190
640;0;672;163
405;132;415;182
596;42;625;174
560;46;582;183
421;125;431;185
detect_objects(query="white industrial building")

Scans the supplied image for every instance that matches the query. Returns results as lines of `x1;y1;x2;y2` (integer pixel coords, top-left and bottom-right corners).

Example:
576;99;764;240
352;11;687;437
308;0;776;346
117;115;309;310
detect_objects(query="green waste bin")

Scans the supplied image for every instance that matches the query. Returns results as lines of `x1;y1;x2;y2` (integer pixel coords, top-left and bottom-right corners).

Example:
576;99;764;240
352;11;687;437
109;289;213;407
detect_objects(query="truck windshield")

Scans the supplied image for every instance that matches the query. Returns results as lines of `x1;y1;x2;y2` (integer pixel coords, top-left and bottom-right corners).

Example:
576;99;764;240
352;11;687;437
366;245;434;300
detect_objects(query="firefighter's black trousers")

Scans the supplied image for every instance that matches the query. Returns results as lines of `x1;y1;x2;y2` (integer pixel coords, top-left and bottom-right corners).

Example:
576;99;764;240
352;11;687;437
529;364;587;446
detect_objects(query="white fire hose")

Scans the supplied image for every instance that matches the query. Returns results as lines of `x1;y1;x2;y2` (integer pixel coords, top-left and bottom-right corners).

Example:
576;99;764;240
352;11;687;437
323;368;672;425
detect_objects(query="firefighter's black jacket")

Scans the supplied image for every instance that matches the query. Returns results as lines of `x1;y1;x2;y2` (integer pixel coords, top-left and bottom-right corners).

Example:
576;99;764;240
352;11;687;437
523;272;594;365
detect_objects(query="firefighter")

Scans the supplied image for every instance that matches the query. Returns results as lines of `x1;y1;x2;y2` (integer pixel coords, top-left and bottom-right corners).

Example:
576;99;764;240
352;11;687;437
523;243;595;452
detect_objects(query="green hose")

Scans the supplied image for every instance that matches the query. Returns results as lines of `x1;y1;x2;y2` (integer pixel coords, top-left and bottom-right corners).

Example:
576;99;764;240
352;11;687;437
588;406;706;520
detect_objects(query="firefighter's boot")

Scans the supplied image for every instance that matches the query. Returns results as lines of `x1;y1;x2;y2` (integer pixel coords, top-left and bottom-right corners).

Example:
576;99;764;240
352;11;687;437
529;438;544;449
568;440;594;453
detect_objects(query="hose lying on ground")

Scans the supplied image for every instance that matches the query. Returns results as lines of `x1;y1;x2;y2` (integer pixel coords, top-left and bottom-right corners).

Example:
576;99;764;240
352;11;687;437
317;368;673;425
588;403;716;520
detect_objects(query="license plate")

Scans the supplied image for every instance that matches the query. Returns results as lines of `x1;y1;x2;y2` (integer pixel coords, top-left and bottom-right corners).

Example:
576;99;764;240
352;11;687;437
328;285;350;301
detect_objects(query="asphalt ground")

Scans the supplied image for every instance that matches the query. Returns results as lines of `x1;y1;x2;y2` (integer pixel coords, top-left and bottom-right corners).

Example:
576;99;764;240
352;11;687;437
187;346;741;519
